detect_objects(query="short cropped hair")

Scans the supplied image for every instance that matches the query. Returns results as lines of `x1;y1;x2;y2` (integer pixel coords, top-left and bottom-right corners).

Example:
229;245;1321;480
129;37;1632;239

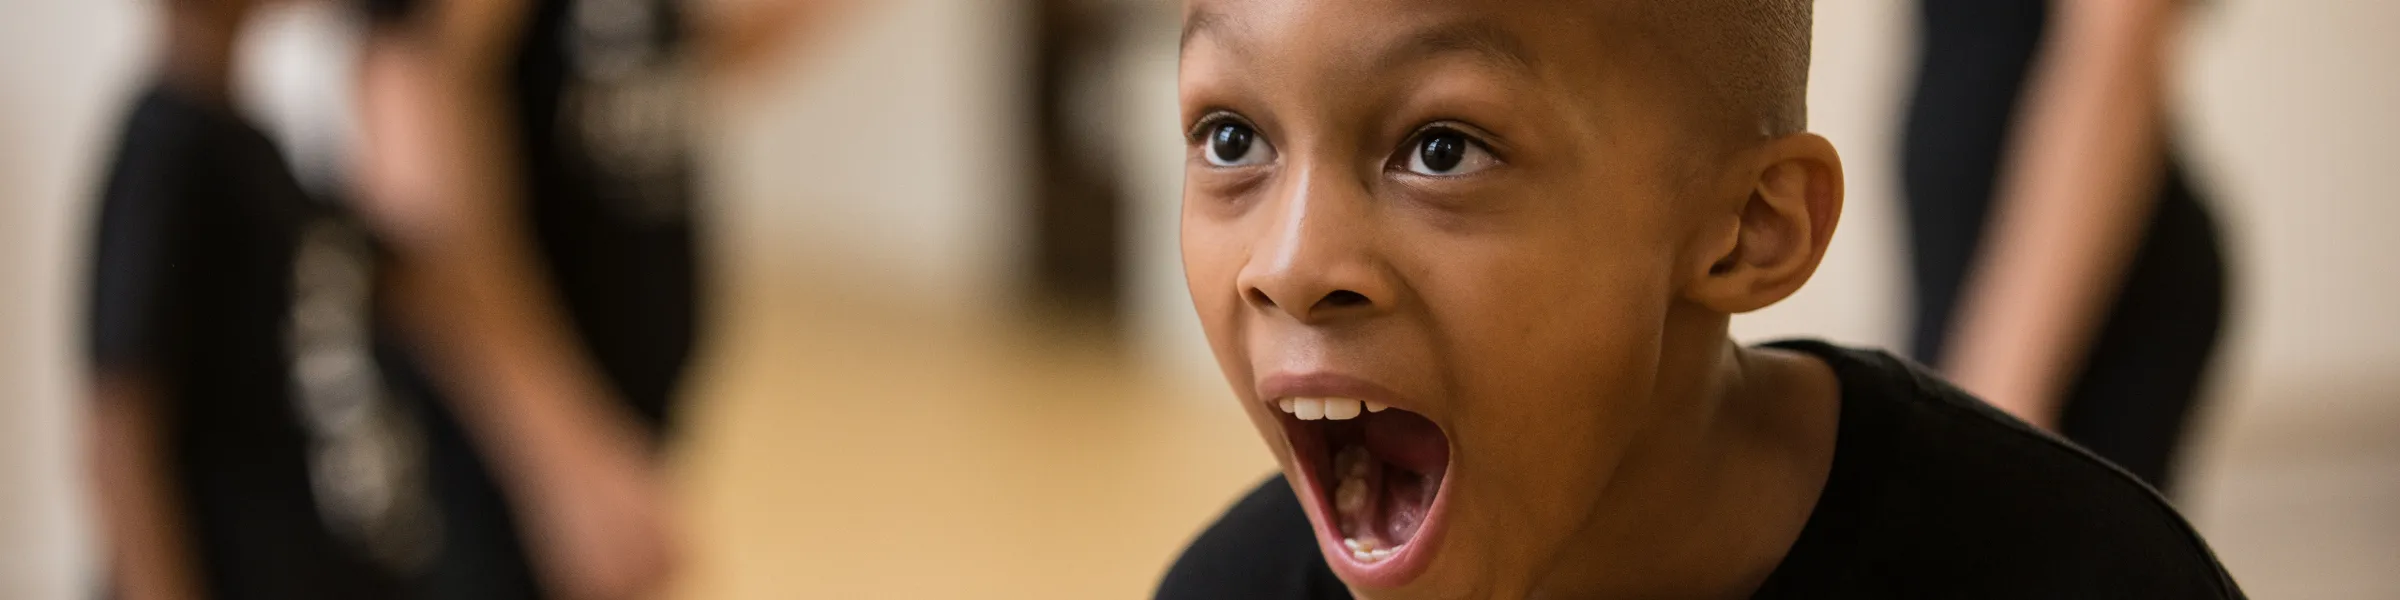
1629;0;1813;139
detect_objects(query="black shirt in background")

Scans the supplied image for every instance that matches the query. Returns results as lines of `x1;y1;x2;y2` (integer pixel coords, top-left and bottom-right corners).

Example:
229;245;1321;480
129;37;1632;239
509;0;701;430
88;85;402;600
1155;340;2245;599
346;3;709;596
361;0;702;431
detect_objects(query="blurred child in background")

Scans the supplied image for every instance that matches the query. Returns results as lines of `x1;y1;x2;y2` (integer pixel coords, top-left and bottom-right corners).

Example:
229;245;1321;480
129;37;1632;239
1904;0;2225;492
349;0;841;597
85;0;435;597
85;0;840;598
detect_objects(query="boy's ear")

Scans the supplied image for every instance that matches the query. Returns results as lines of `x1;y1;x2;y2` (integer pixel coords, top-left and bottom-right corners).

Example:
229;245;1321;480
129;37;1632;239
1682;133;1844;313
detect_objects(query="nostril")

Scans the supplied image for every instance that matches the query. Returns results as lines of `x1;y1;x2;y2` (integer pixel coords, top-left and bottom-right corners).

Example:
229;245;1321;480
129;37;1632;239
1318;290;1369;309
1247;288;1278;308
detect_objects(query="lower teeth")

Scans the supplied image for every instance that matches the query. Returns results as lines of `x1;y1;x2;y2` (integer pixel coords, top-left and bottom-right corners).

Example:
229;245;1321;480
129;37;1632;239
1343;536;1398;562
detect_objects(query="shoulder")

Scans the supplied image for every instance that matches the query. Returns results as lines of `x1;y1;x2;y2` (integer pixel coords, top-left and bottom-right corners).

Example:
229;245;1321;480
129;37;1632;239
1156;475;1350;600
1765;340;2245;598
98;90;220;211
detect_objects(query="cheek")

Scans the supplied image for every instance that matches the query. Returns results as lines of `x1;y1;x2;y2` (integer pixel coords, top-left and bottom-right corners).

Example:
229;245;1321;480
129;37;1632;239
1412;231;1677;555
1446;255;1670;466
1415;223;1676;426
1180;207;1253;381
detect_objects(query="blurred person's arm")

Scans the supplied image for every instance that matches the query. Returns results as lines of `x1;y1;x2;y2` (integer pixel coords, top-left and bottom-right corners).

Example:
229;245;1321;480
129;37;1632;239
352;2;678;598
88;377;203;600
1940;0;2187;429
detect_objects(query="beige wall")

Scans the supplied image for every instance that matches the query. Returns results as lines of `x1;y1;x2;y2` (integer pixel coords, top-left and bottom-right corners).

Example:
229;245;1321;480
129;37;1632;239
707;0;1031;314
0;0;146;595
2181;0;2400;386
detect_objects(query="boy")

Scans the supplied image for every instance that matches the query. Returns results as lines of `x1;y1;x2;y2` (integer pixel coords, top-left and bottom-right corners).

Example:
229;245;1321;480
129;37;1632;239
1156;1;2244;598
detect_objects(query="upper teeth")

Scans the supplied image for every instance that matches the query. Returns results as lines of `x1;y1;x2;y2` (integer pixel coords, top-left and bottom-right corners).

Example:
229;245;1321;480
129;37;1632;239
1277;397;1388;420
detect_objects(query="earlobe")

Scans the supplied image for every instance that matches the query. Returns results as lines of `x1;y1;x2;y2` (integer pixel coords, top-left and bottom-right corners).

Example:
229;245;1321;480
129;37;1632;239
1684;134;1844;314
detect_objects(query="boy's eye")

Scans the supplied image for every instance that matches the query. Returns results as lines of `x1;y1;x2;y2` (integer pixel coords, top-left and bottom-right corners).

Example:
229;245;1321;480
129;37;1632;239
1204;122;1275;167
1404;130;1497;177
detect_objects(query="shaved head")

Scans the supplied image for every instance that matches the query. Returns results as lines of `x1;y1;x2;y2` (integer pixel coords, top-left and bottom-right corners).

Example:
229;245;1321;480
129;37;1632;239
1180;0;1814;141
1626;0;1815;139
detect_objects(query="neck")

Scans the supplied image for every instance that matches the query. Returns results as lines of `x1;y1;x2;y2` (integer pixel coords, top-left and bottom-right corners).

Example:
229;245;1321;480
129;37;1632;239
1532;307;1840;599
160;7;243;107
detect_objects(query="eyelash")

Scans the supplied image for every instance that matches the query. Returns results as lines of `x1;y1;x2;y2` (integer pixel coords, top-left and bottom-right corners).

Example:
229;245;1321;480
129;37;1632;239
1395;122;1502;166
1187;111;1249;144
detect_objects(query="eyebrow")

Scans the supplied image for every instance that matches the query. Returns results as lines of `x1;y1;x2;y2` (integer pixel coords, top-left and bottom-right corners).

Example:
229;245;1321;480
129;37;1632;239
1388;20;1537;74
1181;10;1536;74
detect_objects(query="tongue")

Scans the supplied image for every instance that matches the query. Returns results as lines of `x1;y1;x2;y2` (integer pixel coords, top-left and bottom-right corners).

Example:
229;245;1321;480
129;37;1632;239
1362;410;1449;477
1379;468;1435;546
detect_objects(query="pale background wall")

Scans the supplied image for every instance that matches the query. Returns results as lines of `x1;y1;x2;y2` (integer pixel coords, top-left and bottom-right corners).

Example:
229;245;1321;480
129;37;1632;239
0;1;147;595
4;0;2394;598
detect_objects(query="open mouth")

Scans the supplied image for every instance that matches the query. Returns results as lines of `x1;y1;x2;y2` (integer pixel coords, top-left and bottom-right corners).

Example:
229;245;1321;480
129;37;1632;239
1273;396;1453;574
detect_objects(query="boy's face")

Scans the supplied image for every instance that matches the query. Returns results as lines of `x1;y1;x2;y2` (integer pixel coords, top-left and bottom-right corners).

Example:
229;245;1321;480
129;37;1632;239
1179;0;1726;596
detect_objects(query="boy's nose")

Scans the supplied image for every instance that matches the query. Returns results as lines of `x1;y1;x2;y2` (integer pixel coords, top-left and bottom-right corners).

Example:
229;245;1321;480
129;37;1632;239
1236;168;1395;325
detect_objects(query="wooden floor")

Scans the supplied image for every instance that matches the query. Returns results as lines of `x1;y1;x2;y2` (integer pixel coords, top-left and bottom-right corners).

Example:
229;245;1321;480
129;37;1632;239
662;279;1274;599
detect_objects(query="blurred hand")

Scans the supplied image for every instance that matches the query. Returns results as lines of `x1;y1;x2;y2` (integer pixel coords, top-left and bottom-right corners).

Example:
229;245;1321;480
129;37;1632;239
515;418;683;600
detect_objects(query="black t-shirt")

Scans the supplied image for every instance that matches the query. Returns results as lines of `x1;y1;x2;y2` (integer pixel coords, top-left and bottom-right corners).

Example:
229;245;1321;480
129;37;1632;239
366;0;703;429
1155;340;2246;599
88;85;428;599
512;0;701;428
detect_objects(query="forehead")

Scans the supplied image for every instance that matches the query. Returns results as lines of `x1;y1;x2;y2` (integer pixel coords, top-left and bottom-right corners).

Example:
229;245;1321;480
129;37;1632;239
1179;0;1631;75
